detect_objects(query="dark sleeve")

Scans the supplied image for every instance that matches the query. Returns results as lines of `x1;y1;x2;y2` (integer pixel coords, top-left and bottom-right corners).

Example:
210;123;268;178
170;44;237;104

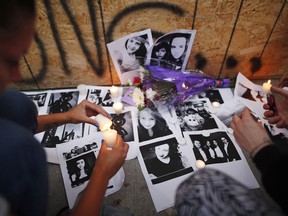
253;142;288;214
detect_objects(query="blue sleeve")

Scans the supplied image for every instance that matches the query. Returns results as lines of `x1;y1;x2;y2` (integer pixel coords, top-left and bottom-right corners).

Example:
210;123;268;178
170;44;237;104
0;89;38;133
0;118;48;216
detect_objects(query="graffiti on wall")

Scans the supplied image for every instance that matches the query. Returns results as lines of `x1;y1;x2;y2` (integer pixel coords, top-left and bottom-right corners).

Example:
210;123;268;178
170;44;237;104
24;0;287;86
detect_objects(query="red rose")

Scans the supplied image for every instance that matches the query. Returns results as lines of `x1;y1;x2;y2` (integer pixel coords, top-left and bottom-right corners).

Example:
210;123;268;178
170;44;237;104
133;77;141;85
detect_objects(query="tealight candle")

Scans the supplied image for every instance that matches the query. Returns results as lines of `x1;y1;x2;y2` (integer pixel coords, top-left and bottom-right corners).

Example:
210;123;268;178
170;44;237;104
103;129;117;148
262;80;272;94
113;102;123;114
77;84;87;95
212;101;221;108
195;160;206;169
95;114;112;131
110;85;119;98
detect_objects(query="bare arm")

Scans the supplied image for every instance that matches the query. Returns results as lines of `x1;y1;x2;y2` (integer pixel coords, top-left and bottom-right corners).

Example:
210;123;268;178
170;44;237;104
36;99;110;133
71;135;129;216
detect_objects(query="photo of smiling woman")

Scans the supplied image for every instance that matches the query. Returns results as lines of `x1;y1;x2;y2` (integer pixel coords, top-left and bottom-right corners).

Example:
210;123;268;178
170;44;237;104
114;34;148;74
137;106;172;142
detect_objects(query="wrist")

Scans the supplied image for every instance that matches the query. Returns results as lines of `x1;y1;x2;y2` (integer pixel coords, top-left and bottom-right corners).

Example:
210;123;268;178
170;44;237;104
250;139;272;158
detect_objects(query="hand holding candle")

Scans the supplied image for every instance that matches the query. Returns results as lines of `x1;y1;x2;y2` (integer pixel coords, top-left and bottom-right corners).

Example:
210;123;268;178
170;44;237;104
95;114;112;131
103;129;117;148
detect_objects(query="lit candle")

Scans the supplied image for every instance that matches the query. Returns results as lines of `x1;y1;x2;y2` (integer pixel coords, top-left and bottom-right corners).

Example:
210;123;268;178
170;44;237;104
262;80;272;94
103;129;117;148
212;101;221;108
95;114;112;131
77;84;87;95
113;101;123;114
110;85;119;98
195;160;206;169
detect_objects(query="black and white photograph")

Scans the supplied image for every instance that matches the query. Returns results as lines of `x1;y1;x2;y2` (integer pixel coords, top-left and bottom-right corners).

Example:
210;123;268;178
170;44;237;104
198;89;224;104
86;86;123;107
137;106;173;142
56;134;125;208
147;29;196;71
111;111;134;142
139;137;193;184
188;131;241;165
40;123;83;148
23;90;51;114
174;99;219;131
107;29;153;85
47;90;79;114
85;107;137;143
65;152;96;188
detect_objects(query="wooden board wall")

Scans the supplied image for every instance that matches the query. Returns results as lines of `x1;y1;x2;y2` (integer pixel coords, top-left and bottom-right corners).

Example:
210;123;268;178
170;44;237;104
11;0;288;90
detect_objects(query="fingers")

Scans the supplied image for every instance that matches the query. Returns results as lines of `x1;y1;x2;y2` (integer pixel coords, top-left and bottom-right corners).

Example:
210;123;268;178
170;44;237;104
271;86;288;98
264;109;275;118
268;115;281;125
83;100;110;117
263;103;270;110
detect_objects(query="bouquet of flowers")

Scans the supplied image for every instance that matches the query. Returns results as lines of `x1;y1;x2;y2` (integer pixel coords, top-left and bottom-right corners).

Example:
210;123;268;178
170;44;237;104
124;65;235;110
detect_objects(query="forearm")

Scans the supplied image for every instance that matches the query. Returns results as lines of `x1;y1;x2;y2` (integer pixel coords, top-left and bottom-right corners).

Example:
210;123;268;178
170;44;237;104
36;113;70;133
70;170;110;216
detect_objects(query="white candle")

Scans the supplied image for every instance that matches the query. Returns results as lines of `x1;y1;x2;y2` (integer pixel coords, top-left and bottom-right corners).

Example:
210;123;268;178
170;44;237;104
113;102;123;114
110;85;119;98
212;101;221;108
95;114;112;131
103;129;117;148
262;80;272;94
77;84;87;95
195;160;206;169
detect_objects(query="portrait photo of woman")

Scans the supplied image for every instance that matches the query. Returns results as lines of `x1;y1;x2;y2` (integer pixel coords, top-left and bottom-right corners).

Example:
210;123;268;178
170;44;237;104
107;29;153;84
137;106;172;142
140;138;193;184
147;29;196;71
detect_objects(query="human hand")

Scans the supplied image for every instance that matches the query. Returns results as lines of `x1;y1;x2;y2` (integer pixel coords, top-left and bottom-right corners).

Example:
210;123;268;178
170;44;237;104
263;86;288;129
278;74;288;88
66;99;110;125
94;135;129;181
230;108;272;157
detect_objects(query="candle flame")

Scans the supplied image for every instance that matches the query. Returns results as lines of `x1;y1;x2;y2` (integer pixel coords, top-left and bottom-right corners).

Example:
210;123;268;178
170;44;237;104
268;80;271;84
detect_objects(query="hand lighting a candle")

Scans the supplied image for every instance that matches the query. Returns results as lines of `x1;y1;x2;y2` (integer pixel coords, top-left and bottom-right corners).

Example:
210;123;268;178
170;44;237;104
95;114;112;131
94;114;117;148
103;129;117;149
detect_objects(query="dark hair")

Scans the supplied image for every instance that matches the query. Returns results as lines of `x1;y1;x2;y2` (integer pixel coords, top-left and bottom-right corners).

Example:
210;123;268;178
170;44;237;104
151;42;169;59
0;0;35;32
125;36;148;65
166;33;189;62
